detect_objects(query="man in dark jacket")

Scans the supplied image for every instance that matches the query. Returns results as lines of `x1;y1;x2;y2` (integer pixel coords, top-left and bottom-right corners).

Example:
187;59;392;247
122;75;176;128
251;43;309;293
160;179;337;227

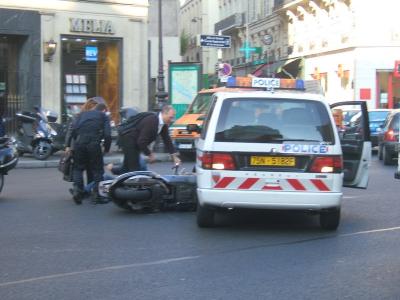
118;104;180;173
70;103;111;204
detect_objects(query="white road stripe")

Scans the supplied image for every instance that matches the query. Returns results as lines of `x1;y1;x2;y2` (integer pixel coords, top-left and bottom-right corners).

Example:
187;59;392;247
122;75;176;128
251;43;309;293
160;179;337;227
340;226;400;237
0;255;200;288
1;226;400;288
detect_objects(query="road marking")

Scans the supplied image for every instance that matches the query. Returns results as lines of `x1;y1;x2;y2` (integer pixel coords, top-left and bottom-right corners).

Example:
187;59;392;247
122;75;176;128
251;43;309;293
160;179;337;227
0;255;200;288
340;226;400;237
1;226;400;288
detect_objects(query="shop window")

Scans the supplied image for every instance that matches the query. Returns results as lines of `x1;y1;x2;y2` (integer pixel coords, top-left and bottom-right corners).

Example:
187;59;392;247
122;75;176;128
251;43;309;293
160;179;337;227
377;71;389;108
61;36;121;123
319;72;328;93
341;70;350;89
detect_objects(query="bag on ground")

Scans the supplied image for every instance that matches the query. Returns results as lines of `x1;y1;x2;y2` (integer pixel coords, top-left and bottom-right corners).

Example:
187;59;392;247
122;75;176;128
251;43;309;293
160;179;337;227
58;151;74;182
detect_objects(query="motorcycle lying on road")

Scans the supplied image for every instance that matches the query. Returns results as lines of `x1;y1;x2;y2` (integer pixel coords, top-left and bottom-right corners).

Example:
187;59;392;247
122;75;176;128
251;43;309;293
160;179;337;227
0;136;18;194
15;107;67;160
99;165;197;212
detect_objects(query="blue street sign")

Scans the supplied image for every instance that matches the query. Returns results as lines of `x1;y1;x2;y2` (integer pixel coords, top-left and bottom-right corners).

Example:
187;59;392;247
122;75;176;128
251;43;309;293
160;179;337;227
200;35;231;48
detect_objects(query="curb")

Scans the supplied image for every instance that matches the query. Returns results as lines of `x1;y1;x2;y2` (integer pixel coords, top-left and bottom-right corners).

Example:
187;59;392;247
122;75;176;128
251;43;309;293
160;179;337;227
15;152;172;169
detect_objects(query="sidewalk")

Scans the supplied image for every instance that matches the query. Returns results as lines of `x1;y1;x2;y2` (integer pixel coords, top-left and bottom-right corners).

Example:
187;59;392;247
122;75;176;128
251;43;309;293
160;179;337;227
15;150;172;169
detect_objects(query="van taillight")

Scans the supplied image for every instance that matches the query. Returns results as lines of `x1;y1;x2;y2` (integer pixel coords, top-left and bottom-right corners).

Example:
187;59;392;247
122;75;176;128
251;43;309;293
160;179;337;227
384;129;397;142
309;156;342;173
200;152;236;170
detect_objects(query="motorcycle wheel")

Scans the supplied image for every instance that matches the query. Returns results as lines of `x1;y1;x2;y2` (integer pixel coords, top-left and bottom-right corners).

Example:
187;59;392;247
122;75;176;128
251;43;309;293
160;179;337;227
33;141;52;160
0;174;4;194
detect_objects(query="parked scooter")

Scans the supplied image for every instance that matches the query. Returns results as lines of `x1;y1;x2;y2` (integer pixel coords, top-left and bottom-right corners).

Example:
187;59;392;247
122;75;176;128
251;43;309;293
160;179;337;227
99;165;197;212
0;136;18;194
15;106;66;160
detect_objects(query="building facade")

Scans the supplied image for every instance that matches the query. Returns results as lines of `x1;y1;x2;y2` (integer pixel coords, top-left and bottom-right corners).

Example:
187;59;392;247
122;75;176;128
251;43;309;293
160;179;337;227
180;0;400;108
0;0;148;125
180;0;219;79
275;0;400;107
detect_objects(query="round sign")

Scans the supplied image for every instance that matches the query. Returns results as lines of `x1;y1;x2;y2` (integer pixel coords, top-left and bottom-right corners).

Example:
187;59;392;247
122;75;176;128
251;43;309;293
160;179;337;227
221;63;232;76
262;34;273;46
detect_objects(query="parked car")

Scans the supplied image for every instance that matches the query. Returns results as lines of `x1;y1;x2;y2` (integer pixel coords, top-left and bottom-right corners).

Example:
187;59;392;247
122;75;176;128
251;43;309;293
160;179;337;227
378;109;400;165
350;109;391;148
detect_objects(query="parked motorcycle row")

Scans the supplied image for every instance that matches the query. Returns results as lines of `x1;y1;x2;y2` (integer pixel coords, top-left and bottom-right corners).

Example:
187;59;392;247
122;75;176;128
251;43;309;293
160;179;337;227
15;106;67;160
0;136;18;195
0;106;70;195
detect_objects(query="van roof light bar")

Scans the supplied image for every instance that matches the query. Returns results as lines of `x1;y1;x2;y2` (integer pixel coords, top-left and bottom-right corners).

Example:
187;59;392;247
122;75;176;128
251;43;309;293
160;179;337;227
226;76;305;91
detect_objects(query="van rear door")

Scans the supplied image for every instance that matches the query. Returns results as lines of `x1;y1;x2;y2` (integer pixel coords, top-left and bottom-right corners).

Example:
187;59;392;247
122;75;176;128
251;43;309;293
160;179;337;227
331;101;371;188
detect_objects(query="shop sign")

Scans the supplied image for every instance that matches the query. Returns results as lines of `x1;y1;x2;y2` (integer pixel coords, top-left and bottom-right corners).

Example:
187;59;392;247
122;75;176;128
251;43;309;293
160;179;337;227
70;18;115;35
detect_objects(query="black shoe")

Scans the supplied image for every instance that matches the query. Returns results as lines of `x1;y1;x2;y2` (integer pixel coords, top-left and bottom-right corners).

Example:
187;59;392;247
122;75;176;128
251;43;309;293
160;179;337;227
70;187;83;205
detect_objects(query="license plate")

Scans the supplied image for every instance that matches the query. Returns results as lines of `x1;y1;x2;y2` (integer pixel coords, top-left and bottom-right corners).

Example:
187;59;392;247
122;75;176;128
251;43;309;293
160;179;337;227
250;156;295;166
178;144;192;149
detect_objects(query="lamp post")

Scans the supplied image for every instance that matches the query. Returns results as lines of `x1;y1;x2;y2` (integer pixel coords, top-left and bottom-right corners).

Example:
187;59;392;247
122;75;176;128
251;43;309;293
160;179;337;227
156;0;168;109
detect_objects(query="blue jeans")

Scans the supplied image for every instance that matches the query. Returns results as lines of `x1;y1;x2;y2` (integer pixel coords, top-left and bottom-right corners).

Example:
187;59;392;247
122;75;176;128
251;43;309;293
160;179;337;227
84;155;147;193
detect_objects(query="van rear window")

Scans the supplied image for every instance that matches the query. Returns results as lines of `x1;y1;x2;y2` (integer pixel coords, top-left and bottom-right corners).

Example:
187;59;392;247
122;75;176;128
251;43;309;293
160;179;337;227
214;98;335;144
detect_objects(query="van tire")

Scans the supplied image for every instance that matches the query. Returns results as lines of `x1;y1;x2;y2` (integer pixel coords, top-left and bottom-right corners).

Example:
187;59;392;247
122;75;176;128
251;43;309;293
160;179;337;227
320;208;340;230
197;204;215;228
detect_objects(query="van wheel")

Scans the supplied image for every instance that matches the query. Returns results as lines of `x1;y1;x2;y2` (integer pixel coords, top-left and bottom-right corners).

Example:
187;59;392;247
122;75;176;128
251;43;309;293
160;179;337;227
320;208;340;230
383;146;394;165
197;204;215;228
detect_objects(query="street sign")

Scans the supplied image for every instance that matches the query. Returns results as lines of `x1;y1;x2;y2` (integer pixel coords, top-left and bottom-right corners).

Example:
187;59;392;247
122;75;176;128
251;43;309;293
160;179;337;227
200;35;231;48
219;75;231;83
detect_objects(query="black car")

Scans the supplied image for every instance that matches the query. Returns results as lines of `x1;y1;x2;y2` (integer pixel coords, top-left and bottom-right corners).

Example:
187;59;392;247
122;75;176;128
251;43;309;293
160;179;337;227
350;109;391;148
377;109;400;165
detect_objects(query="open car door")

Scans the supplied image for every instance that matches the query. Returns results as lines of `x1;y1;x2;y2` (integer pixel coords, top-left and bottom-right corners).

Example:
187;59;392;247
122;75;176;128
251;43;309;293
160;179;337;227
331;101;371;188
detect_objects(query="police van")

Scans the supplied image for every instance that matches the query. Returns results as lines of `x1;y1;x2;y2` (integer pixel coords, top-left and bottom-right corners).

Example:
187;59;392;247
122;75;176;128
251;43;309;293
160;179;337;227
189;77;371;230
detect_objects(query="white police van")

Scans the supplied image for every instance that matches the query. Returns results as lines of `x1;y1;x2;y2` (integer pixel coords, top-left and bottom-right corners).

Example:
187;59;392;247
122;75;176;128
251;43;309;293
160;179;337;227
190;77;371;230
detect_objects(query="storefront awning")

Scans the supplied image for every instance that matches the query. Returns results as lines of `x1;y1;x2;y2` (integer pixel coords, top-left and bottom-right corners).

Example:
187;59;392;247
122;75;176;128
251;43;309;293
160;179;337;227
251;58;304;79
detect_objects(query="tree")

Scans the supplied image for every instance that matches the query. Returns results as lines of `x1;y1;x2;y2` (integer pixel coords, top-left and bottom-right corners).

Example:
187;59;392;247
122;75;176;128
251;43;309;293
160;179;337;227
180;29;190;56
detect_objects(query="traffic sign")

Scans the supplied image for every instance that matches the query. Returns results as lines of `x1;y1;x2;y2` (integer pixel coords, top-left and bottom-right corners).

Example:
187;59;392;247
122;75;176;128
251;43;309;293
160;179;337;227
220;63;232;76
200;35;231;48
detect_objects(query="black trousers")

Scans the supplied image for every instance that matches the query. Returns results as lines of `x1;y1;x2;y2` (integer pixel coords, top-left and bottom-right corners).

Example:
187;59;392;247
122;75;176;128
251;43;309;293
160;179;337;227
120;135;141;173
73;142;104;192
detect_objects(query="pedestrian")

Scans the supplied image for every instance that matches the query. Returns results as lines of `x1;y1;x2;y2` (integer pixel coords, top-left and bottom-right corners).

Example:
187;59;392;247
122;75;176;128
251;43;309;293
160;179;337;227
65;97;101;189
116;104;181;173
69;102;111;205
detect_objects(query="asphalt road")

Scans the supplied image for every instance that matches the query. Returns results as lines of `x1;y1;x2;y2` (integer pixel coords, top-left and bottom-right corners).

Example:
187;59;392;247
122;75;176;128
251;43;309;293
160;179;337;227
0;156;399;299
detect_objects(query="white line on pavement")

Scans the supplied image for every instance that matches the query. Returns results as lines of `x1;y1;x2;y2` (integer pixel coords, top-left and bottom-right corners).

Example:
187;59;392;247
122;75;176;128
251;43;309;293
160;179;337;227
0;255;200;288
1;226;400;288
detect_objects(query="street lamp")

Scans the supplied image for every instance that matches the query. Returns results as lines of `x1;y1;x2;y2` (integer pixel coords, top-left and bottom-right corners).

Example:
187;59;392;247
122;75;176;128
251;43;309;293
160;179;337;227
156;0;168;108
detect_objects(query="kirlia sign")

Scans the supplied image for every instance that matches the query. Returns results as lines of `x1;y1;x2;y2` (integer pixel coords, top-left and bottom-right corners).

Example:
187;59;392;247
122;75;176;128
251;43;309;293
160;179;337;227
70;18;115;35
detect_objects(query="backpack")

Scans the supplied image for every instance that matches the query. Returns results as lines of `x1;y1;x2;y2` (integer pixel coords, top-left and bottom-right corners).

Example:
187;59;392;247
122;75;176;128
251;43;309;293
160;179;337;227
117;112;154;136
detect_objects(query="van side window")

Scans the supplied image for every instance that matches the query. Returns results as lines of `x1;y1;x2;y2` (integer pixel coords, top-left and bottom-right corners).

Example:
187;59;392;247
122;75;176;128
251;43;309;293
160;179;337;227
200;97;217;140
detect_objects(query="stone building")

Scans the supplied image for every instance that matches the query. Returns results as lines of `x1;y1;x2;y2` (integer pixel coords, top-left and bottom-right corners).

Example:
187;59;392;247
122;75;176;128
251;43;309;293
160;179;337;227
0;0;148;125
